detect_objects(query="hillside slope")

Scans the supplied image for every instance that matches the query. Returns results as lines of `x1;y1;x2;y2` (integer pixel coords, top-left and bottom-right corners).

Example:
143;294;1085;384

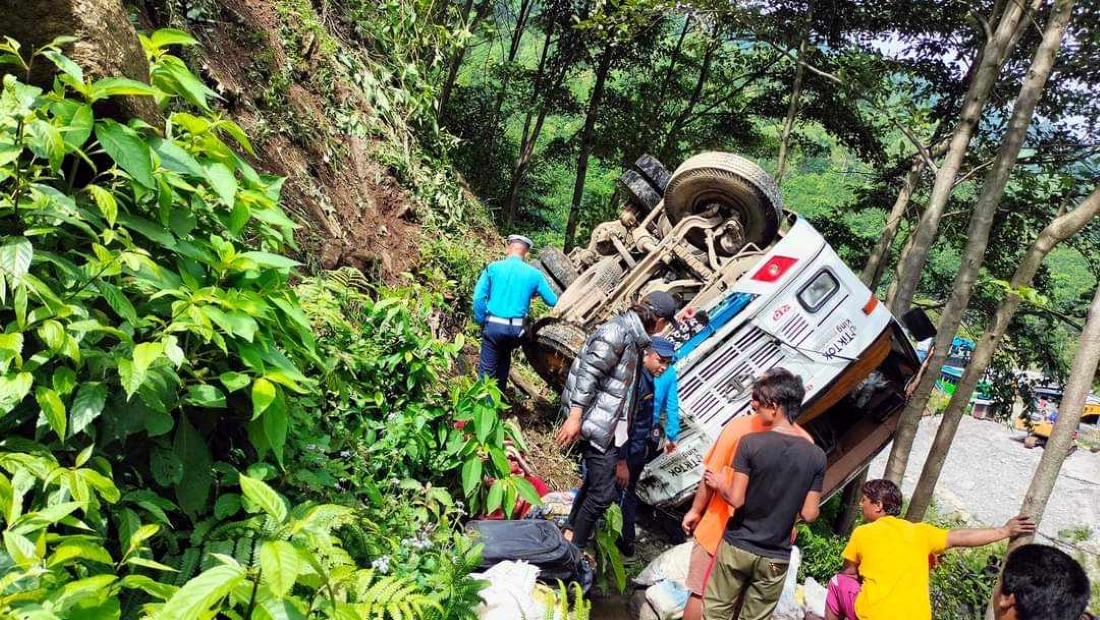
135;0;484;281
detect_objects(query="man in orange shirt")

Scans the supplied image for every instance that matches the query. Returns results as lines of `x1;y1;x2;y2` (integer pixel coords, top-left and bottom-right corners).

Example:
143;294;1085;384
679;412;814;620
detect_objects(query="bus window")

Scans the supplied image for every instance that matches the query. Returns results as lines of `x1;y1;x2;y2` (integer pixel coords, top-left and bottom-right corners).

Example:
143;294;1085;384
799;269;840;312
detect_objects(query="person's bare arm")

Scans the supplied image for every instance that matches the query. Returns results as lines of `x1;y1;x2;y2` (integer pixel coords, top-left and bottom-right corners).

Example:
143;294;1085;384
840;559;859;576
800;490;822;523
705;470;748;508
946;515;1035;549
682;474;714;535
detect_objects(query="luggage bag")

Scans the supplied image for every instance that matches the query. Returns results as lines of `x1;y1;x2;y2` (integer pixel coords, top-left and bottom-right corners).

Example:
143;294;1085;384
467;520;592;592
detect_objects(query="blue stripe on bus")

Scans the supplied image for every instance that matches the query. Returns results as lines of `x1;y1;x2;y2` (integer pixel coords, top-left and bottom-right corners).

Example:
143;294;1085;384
675;292;757;361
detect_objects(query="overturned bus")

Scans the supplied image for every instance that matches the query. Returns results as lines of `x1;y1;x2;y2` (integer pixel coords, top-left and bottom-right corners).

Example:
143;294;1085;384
524;152;928;507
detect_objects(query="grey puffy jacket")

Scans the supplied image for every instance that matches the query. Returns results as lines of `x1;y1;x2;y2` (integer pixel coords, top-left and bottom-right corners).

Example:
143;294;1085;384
560;311;650;452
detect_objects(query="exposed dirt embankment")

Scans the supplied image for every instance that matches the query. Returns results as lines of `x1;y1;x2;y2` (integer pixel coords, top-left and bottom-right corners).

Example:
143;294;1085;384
137;0;423;282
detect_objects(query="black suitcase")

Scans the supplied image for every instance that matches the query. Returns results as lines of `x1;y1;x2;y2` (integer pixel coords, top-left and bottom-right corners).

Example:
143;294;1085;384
467;520;592;591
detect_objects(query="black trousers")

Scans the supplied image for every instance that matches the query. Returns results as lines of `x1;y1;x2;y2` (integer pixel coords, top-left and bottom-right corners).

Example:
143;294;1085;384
567;444;618;548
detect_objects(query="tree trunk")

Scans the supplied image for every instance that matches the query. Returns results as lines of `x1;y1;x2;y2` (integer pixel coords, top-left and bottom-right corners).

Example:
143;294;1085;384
983;282;1100;619
833;468;868;536
660;37;718;162
775;24;810;184
887;0;1039;316
438;0;494;119
642;16;692;152
564;42;614;251
906;185;1098;521
861;156;926;289
504;24;557;224
883;0;1075;486
486;8;550;180
1008;283;1100;547
507;0;534;62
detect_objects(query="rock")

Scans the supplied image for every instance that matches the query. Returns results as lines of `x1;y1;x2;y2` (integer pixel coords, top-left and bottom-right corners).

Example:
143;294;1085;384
1;0;161;125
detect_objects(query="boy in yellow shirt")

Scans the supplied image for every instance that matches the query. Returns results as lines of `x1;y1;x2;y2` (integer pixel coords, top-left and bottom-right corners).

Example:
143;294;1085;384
825;479;1035;620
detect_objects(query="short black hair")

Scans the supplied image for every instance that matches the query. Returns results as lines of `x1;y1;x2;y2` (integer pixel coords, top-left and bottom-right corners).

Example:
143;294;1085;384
860;479;902;516
752;367;805;422
1001;544;1089;620
629;303;663;333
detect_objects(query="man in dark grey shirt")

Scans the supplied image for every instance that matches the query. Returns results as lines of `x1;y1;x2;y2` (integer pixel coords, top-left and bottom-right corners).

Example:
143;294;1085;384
701;367;827;620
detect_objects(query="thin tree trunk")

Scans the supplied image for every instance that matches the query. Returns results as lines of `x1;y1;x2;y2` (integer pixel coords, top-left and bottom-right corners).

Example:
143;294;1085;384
642;16;693;151
504;24;557;224
775;20;810;184
884;0;1075;486
507;0;534;61
438;0;494;118
887;0;1040;316
906;186;1098;521
1007;285;1100;548
983;281;1100;619
564;42;614;251
660;37;718;162
861;156;926;289
486;8;549;180
833;468;868;536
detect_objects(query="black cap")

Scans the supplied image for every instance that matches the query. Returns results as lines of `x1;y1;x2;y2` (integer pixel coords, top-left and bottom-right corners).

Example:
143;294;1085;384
642;291;680;327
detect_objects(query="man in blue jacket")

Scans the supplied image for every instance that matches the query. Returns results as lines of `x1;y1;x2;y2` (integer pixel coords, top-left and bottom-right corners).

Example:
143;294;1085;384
617;336;676;556
472;235;559;394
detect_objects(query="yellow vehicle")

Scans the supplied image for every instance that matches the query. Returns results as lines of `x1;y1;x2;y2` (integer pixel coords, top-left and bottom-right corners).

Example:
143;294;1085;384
1014;387;1100;448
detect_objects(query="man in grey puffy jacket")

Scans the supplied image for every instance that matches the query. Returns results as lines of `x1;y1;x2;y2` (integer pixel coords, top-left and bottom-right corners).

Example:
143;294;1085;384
555;291;680;548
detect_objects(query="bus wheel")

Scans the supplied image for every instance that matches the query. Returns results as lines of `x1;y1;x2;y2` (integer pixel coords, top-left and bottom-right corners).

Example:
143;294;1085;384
663;152;784;248
524;320;586;393
539;247;579;289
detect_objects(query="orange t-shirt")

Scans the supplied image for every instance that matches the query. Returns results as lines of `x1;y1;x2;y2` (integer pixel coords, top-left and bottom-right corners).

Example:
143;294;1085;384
693;414;815;555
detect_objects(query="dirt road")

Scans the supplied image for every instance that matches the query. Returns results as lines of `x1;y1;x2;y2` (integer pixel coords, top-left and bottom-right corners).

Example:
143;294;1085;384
868;415;1100;554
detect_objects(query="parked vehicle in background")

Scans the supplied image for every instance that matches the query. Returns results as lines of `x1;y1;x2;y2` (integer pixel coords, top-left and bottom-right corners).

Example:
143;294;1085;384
525;152;929;507
1014;385;1100;449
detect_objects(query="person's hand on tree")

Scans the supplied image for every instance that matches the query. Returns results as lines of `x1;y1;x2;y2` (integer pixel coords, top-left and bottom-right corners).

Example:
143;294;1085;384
682;509;702;535
615;460;631;488
555;407;583;448
1002;515;1037;537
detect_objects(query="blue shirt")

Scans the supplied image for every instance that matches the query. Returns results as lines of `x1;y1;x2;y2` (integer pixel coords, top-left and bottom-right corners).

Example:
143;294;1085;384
472;255;559;324
654;367;680;442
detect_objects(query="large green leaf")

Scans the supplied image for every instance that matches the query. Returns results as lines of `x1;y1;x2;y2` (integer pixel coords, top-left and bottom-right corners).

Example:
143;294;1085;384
203;162;237;208
36;386;66;438
259;540;299;597
238;474;286;522
173;416;213;518
153;563;245;620
0;371;33;415
0;237;33;286
262;396;287;466
251;378;276;419
69;382;107;436
95;119;154;188
460;458;482;499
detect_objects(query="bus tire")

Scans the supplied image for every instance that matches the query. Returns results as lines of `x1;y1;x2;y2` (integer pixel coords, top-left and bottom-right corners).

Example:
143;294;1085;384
525;320;586;392
539;247;579;289
620;170;663;213
634;154;671;193
528;259;562;297
664;151;783;247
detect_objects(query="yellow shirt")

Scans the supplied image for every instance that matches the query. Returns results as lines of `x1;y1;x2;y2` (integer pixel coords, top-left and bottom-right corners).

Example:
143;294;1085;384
842;516;949;620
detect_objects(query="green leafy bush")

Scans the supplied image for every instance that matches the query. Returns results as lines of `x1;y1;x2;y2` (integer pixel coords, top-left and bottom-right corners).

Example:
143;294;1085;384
0;31;493;619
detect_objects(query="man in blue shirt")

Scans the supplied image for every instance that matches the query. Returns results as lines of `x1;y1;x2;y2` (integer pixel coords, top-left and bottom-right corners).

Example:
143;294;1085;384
472;235;559;394
617;336;675;557
653;367;680;452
